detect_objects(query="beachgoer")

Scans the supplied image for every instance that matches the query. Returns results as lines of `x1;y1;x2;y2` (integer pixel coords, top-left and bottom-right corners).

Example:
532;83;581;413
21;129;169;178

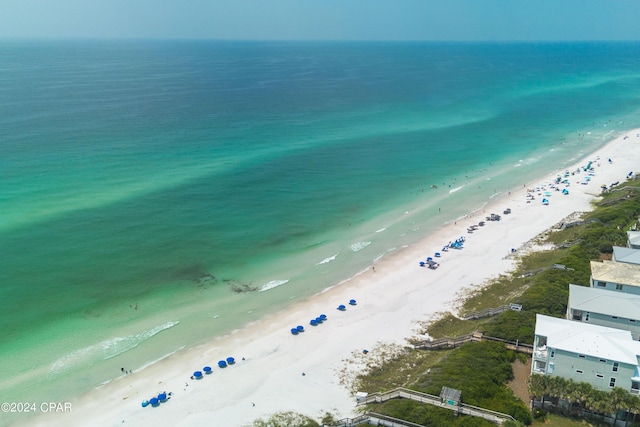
121;367;125;373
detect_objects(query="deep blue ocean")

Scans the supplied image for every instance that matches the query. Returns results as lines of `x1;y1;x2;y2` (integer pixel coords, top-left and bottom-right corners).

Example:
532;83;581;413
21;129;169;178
2;40;640;417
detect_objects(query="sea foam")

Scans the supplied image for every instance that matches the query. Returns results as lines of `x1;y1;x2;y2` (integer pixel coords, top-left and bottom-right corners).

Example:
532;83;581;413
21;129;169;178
449;186;464;194
317;253;339;265
49;321;179;374
259;279;290;292
350;241;371;252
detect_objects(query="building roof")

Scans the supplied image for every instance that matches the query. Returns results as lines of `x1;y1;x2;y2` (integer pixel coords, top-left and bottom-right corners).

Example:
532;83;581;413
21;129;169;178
613;246;640;265
535;314;640;365
569;284;640;320
590;260;640;288
628;231;640;247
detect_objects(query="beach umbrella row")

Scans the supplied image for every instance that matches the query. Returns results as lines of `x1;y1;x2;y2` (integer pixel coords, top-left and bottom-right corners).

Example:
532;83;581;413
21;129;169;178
338;299;356;311
142;391;172;408
190;356;236;377
218;357;236;368
290;325;305;335
309;313;328;326
290;299;357;334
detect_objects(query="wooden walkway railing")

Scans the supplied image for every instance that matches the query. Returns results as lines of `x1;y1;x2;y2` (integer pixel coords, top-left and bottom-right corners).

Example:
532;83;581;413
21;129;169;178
330;411;425;426
345;387;516;425
462;305;511;320
413;332;533;355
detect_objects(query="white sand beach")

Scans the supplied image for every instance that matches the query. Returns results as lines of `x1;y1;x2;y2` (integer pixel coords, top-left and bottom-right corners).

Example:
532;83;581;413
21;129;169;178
22;130;640;427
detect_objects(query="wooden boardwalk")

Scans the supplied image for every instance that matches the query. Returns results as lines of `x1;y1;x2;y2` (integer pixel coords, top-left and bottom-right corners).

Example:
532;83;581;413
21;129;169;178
329;387;516;426
413;331;533;355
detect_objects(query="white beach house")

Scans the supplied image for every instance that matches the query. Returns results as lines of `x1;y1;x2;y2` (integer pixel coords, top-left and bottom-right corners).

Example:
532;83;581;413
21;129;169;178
627;231;640;249
567;284;640;340
590;260;640;295
532;314;640;394
612;246;640;265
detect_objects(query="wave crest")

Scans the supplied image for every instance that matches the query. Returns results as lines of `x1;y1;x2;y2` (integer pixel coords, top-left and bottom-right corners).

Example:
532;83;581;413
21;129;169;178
49;321;179;374
259;279;289;292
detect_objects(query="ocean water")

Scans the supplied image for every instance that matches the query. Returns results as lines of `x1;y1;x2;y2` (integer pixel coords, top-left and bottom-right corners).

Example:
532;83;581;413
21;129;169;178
2;40;640;418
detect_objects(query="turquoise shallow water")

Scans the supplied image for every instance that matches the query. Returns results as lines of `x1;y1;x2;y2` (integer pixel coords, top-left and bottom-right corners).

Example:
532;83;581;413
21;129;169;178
2;40;640;419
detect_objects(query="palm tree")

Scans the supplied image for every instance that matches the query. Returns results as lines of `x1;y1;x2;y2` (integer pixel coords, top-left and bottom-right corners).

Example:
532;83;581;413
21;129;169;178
609;387;629;425
628;393;640;425
528;375;546;408
593;389;615;423
574;382;594;414
564;379;581;415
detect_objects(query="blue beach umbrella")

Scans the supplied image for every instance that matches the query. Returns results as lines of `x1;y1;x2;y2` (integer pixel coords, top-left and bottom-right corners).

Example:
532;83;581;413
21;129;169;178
349;299;357;305
310;319;318;326
193;370;203;379
218;360;227;368
141;400;149;408
319;314;327;321
419;261;425;267
203;366;212;374
315;316;323;323
150;397;159;407
158;392;167;402
291;328;299;335
338;304;346;311
296;325;304;332
226;357;235;365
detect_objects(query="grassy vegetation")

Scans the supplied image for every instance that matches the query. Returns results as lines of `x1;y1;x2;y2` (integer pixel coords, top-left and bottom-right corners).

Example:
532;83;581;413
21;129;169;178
347;181;640;426
533;413;608;427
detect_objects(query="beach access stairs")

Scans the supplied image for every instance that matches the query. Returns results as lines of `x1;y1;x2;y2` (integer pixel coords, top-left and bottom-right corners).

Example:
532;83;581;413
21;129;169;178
330;387;516;425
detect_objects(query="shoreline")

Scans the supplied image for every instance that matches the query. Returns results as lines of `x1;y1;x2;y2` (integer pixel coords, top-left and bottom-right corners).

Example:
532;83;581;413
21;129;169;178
19;128;640;427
